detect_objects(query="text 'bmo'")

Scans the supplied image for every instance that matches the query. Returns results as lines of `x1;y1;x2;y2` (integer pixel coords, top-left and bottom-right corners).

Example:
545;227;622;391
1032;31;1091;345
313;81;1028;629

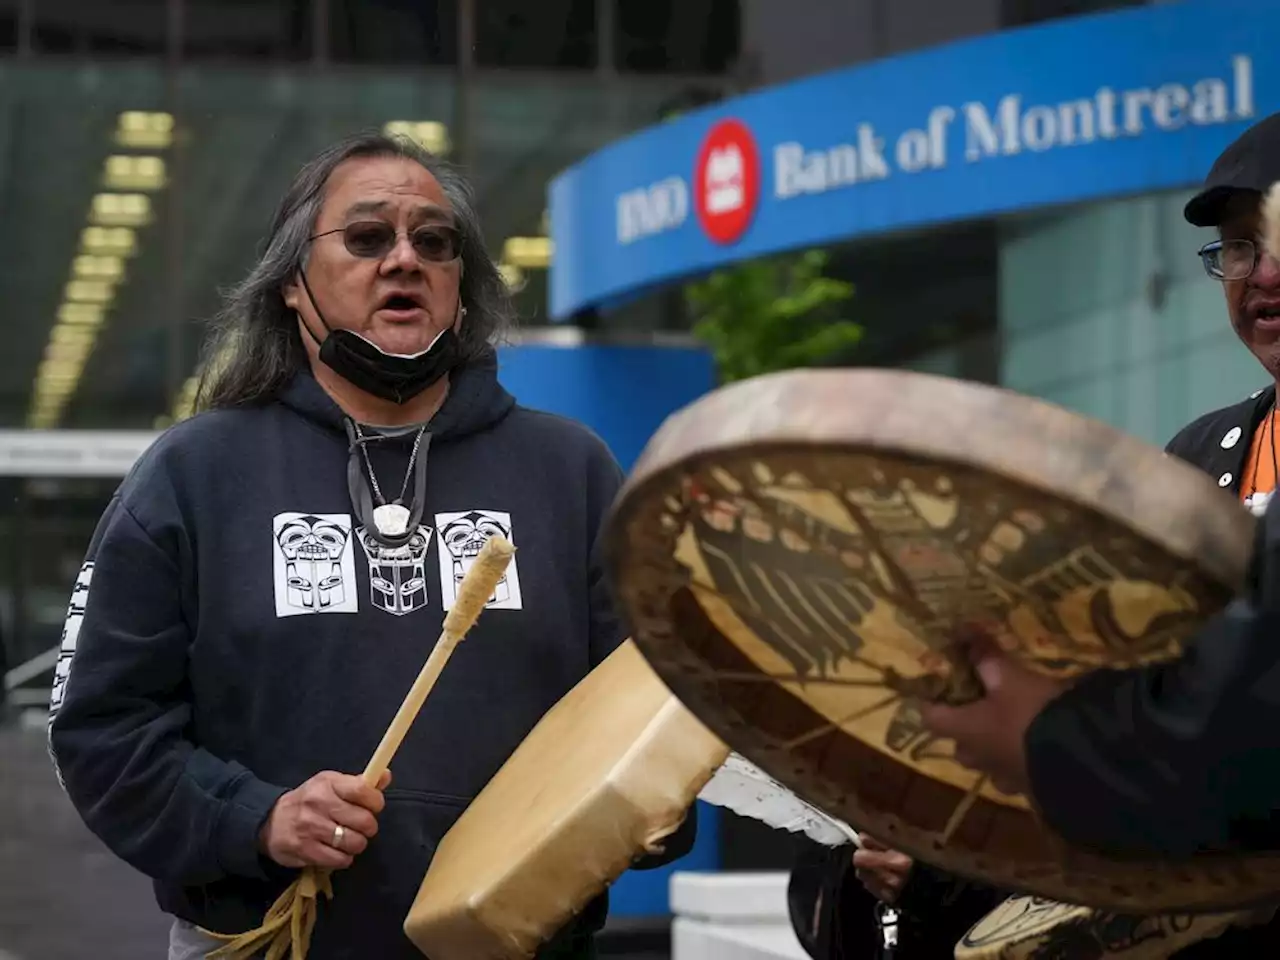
616;176;688;245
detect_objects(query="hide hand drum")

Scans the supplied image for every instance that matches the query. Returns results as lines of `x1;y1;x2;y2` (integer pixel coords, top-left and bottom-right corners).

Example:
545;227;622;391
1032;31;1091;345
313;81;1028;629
403;640;728;960
602;368;1276;914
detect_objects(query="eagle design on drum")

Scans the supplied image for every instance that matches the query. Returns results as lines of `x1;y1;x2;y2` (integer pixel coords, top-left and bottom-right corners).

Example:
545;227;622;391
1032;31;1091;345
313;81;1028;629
660;456;1215;799
679;459;1206;689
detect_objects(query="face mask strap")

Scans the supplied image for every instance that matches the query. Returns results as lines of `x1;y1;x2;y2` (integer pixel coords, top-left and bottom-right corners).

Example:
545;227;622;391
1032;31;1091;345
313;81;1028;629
296;268;334;349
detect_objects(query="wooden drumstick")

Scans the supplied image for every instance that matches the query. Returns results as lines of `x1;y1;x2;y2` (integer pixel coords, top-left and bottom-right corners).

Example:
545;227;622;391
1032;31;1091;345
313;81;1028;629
204;537;516;960
361;535;516;787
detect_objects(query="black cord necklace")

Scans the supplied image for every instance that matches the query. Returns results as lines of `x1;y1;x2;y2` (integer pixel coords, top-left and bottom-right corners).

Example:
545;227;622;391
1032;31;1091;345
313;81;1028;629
343;418;432;547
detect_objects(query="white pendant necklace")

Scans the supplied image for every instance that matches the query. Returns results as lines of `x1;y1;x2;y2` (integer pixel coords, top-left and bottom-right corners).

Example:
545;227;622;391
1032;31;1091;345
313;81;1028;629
356;424;427;537
372;503;412;537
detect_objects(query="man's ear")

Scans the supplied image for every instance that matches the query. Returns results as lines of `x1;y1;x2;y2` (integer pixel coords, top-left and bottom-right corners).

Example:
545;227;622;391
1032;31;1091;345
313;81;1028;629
282;275;300;312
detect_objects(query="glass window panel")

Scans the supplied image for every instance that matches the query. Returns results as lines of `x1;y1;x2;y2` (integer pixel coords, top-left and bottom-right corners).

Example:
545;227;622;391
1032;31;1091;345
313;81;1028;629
33;0;168;56
475;0;596;70
327;0;457;65
183;0;312;61
0;59;711;430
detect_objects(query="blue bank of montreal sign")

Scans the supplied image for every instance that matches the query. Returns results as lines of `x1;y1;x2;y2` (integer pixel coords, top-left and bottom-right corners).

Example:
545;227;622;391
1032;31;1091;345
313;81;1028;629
547;0;1275;321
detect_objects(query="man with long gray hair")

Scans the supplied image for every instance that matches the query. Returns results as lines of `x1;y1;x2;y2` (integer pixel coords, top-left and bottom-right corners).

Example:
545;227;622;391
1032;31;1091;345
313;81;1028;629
45;131;695;959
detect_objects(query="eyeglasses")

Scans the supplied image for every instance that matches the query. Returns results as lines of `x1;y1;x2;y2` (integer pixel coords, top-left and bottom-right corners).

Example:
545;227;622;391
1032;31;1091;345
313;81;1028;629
309;221;462;263
1198;238;1262;281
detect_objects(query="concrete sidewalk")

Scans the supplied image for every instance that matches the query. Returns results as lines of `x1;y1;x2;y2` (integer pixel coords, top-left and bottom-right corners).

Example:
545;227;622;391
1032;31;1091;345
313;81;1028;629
0;717;170;960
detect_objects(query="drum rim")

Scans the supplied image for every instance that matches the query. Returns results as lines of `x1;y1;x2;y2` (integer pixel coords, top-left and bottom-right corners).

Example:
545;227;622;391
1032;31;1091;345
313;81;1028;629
610;367;1254;594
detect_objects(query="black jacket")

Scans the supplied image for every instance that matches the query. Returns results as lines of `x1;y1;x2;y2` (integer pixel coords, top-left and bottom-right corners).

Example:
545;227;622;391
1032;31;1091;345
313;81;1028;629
787;383;1280;958
1162;383;1277;501
47;353;694;960
787;844;1002;959
1027;381;1280;858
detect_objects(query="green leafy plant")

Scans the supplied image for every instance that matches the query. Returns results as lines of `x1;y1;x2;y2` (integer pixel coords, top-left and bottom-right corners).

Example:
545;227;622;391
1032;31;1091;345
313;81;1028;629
684;249;863;383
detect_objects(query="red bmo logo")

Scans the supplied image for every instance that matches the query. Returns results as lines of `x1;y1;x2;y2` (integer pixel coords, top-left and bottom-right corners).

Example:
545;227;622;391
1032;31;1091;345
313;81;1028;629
694;118;760;245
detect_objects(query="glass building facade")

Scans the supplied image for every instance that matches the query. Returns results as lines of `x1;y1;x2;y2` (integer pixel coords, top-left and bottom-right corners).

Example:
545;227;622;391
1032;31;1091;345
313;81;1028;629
890;187;1255;452
999;187;1251;446
0;0;739;707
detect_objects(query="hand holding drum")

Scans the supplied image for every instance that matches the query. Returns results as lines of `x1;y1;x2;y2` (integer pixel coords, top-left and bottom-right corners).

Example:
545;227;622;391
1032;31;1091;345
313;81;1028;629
918;630;1073;797
853;835;913;905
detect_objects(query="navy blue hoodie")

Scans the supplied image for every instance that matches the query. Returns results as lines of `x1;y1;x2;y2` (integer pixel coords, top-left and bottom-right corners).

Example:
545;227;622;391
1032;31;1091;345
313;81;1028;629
46;351;693;958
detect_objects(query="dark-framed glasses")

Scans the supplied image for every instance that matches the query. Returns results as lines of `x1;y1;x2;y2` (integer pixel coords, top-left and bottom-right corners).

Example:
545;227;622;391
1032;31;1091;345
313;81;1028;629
1198;238;1260;281
310;221;461;263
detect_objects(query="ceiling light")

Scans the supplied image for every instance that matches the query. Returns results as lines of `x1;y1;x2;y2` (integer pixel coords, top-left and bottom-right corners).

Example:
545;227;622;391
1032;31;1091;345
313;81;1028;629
90;193;152;227
383;120;451;155
32;395;70;412
32;395;71;415
51;325;97;348
81;226;137;257
58;302;106;326
502;236;553;268
65;279;115;304
73;254;126;282
38;358;84;381
103;154;167;191
115;111;174;149
44;340;92;365
34;373;75;391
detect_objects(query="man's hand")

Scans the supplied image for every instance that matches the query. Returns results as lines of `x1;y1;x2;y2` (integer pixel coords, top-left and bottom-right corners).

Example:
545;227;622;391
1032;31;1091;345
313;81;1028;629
260;770;392;870
852;835;913;904
919;635;1068;796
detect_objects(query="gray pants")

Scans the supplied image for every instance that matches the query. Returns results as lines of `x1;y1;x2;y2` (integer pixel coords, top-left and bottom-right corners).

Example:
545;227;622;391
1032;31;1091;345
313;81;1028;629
167;916;596;960
168;920;239;960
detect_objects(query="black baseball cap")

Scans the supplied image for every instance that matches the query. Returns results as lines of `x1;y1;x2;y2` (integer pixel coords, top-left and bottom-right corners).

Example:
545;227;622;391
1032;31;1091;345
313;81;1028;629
1184;112;1280;227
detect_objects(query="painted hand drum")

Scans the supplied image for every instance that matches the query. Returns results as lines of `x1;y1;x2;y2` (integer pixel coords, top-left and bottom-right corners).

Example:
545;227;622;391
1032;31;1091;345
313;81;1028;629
602;368;1274;914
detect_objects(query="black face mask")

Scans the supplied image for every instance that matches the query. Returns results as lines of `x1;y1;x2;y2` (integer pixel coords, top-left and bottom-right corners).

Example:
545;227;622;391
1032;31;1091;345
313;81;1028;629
296;270;464;405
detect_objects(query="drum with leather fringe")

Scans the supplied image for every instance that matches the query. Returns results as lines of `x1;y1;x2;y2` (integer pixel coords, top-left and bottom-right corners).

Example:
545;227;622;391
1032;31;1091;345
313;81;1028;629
403;638;730;960
600;367;1280;916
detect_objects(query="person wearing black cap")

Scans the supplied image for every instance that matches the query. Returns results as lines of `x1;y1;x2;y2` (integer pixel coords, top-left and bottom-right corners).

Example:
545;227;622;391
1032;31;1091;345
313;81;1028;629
1171;109;1280;516
787;112;1280;959
918;110;1280;851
